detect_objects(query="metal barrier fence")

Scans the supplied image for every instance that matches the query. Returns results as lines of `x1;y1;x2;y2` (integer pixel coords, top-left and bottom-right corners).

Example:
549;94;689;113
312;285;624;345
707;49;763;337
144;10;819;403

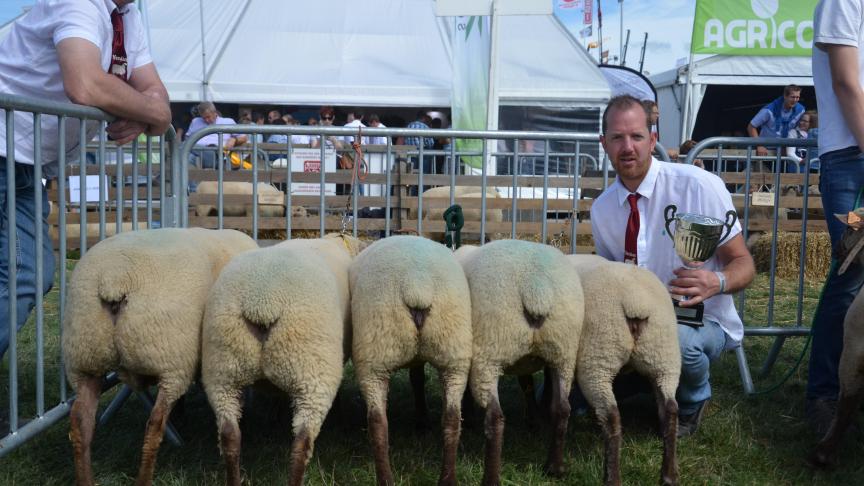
0;92;178;456
180;124;670;248
2;100;814;456
684;136;820;394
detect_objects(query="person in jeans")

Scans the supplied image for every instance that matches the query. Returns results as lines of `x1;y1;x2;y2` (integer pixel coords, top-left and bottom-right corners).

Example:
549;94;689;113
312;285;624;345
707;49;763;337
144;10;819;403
806;0;864;437
0;0;171;360
590;95;755;437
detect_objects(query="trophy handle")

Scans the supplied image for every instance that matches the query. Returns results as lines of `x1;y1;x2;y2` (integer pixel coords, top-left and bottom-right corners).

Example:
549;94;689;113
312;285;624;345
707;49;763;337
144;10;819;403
664;204;678;240
720;210;738;243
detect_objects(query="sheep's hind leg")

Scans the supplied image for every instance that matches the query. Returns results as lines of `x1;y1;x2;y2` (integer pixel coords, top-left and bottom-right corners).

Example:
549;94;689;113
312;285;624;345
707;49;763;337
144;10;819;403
481;387;504;486
362;374;395;486
579;371;622;486
654;383;679;485
134;387;177;486
437;367;468;486
544;367;572;478
811;358;864;468
70;375;102;486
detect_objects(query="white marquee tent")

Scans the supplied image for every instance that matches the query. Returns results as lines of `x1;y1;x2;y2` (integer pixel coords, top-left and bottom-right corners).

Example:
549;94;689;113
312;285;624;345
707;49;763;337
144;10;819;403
652;55;812;149
140;0;610;115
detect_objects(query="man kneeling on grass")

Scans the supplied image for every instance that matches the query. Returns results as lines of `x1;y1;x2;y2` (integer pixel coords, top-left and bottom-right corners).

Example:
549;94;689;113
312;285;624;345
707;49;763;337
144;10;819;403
589;95;756;437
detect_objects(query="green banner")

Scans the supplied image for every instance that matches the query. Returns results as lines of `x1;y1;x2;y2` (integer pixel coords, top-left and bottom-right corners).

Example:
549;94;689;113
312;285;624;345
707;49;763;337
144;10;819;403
691;0;816;56
452;16;490;170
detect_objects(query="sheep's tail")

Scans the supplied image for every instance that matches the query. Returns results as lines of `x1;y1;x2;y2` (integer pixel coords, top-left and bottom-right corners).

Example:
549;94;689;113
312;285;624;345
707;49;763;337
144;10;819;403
238;276;286;342
400;269;434;330
519;273;555;329
95;257;138;316
618;284;654;340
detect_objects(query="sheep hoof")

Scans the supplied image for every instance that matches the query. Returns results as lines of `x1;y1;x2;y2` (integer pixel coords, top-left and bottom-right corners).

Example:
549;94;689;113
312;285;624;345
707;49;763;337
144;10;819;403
544;461;566;478
806;448;836;470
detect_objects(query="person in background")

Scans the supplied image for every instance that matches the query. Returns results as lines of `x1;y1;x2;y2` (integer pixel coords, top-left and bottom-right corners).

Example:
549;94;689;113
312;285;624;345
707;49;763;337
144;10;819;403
367;113;388;145
786;112;812;172
747;85;806;158
805;0;864;437
267;109;282;124
0;0;171;361
186;101;247;168
642;99;660;135
310;105;344;151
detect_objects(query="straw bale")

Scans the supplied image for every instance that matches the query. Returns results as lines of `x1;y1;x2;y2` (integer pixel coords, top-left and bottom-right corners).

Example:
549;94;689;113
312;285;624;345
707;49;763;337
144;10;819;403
750;231;831;282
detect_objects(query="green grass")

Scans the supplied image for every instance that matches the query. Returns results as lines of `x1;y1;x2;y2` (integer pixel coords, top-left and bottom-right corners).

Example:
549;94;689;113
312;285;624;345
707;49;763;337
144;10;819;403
0;272;862;485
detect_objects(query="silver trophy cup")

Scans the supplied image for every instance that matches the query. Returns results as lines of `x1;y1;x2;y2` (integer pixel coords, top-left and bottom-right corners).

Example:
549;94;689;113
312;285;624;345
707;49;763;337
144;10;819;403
663;204;737;326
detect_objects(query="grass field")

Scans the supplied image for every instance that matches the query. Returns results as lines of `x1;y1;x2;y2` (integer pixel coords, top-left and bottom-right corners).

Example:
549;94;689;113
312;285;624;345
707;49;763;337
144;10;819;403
0;271;862;485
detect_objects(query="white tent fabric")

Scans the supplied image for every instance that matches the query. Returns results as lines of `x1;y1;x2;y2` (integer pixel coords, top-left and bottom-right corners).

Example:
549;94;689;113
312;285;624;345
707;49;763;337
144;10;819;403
143;0;610;109
651;54;812;148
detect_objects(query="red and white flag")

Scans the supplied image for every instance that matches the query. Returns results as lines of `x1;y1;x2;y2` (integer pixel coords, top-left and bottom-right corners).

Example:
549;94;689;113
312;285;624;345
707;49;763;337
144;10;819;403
583;0;593;25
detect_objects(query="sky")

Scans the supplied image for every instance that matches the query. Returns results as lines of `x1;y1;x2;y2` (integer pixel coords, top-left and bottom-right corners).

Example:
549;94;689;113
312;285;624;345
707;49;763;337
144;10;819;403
0;1;694;78
0;0;30;26
554;0;695;76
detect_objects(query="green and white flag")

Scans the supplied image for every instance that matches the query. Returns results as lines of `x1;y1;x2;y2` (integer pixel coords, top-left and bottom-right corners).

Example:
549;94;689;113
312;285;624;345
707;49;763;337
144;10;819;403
451;16;490;170
691;0;817;56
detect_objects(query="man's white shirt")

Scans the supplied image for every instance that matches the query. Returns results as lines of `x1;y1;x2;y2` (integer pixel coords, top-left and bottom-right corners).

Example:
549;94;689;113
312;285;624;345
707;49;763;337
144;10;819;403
590;158;744;347
0;0;152;172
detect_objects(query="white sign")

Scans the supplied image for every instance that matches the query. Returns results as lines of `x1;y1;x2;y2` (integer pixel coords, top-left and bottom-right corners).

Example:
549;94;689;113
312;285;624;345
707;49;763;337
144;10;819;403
68;175;107;204
290;148;337;196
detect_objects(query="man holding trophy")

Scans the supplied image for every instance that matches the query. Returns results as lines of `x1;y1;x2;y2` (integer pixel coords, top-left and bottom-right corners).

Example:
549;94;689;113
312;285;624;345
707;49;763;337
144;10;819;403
590;95;755;437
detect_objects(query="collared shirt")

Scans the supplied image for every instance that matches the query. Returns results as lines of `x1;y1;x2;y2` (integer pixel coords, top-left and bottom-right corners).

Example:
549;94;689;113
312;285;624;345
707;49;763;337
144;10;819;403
590;158;744;347
186;116;238;147
404;120;434;149
342;119;369;145
0;0;151;173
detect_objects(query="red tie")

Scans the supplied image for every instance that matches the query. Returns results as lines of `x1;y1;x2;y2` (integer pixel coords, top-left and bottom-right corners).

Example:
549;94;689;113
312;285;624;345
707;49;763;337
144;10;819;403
109;9;128;80
624;193;640;264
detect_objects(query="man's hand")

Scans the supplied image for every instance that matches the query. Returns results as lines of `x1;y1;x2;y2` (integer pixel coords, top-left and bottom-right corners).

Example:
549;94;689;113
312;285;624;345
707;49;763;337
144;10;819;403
755;146;768;157
668;267;723;307
106;119;147;146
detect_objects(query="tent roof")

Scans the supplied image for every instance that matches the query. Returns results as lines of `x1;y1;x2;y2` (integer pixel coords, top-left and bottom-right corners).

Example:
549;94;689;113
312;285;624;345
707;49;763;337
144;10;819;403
145;0;610;107
651;54;813;88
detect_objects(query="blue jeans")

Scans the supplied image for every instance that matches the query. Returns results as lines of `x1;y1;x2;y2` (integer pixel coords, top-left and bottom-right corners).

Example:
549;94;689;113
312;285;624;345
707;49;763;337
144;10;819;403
676;319;727;415
807;146;864;400
0;160;56;359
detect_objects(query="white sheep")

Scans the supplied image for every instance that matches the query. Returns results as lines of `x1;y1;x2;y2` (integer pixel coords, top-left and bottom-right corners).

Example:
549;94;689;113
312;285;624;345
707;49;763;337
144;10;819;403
62;227;258;486
566;255;681;486
455;239;584;485
194;180;285;218
409;185;503;224
201;233;364;486
810;213;864;467
350;235;473;486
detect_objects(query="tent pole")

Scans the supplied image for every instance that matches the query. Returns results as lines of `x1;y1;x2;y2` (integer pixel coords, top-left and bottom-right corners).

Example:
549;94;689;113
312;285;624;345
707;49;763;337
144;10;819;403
486;1;500;131
198;0;207;101
680;56;695;144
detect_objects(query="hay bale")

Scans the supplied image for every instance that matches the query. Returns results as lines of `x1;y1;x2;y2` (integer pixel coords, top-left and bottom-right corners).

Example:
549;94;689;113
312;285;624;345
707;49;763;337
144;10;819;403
750;231;831;282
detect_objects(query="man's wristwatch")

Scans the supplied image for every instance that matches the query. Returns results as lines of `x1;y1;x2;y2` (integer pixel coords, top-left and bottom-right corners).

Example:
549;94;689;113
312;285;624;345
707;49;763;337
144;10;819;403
714;271;727;294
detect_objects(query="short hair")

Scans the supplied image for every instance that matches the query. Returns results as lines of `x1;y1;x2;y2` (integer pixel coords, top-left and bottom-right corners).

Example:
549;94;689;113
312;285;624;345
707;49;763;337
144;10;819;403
784;84;802;96
679;139;698;156
368;113;381;124
270;118;287;126
416;110;429;119
602;95;651;134
197;101;216;115
805;110;818;128
268;109;282;118
641;99;658;110
319;105;335;117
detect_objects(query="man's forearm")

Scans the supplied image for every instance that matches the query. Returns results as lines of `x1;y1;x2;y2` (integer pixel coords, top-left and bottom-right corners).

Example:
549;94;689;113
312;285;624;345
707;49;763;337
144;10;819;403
720;254;755;294
83;74;170;128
